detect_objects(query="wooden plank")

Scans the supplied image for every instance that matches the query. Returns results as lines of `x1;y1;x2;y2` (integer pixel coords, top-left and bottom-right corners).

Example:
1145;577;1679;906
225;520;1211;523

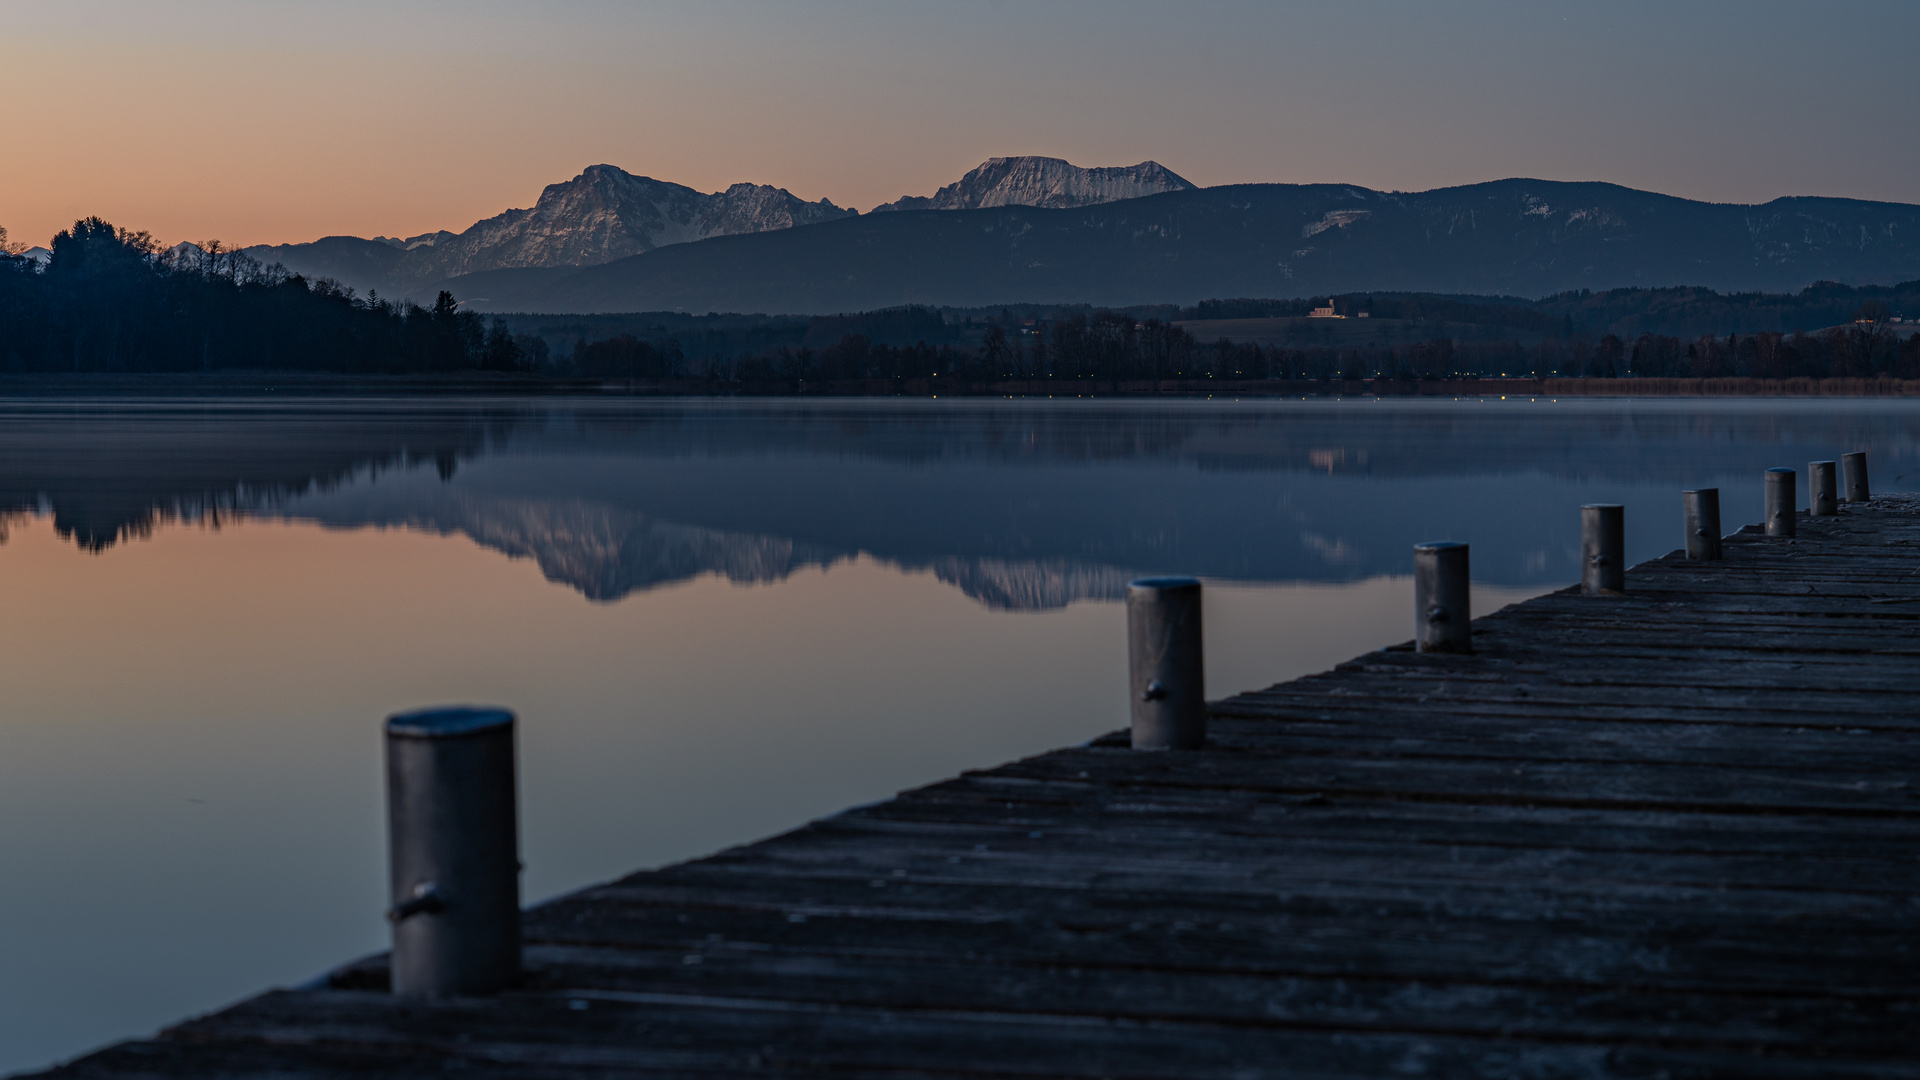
988;749;1920;816
55;989;1920;1080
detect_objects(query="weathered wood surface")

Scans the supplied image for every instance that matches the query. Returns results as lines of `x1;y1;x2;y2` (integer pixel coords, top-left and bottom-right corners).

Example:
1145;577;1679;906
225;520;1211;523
37;499;1920;1078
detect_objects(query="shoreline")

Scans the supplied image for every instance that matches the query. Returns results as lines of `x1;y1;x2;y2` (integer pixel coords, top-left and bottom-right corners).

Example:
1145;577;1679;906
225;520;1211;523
2;372;1920;398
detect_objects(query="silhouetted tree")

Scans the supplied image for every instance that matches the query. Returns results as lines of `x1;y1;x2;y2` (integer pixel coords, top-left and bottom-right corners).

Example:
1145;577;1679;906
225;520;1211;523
1841;301;1893;375
979;324;1010;374
1588;334;1624;378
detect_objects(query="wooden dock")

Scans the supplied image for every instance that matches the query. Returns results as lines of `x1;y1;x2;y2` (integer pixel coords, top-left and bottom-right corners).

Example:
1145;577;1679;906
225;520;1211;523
38;498;1920;1078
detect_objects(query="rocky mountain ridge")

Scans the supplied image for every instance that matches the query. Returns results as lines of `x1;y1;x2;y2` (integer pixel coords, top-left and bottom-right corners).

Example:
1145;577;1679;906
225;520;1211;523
872;157;1194;213
230;164;1920;312
241;157;1198;299
245;164;852;297
440;179;1920;314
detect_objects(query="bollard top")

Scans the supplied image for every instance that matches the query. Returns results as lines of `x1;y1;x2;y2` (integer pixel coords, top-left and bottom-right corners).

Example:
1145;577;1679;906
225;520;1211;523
1683;488;1718;496
1580;504;1624;511
1413;540;1468;552
1128;575;1201;593
1843;450;1867;460
387;706;515;739
1766;467;1795;476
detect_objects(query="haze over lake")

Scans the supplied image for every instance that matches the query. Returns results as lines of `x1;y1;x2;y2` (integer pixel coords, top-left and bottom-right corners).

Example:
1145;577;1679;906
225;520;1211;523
3;395;1916;1074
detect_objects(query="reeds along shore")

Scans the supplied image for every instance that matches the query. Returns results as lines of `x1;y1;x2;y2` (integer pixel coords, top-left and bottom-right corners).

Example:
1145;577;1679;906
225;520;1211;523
1534;376;1920;396
1202;375;1920;398
3;371;1920;397
974;375;1920;397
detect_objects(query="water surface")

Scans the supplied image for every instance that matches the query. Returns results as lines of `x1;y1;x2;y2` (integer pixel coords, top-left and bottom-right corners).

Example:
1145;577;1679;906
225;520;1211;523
2;396;1915;1074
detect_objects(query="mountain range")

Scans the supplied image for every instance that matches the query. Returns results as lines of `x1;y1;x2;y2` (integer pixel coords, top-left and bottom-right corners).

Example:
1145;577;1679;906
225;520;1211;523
245;165;855;298
869;157;1192;213
245;157;1173;300
246;161;1920;315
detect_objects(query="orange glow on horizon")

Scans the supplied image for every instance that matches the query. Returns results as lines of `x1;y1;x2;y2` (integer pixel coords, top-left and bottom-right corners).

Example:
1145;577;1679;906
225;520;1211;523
4;3;1914;252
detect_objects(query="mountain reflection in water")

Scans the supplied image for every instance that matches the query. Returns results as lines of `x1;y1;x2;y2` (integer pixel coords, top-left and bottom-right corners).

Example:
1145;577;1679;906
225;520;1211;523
3;397;1917;608
5;395;1920;1076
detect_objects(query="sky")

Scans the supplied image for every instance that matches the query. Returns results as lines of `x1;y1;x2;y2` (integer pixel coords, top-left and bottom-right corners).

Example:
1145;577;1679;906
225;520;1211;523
3;0;1917;249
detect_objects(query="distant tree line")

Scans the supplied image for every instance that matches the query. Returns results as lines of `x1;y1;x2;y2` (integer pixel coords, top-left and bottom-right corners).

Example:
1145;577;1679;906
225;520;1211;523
1182;280;1920;342
5;216;1918;385
538;281;1920;385
1182;294;1565;336
1530;282;1920;341
550;310;1206;383
702;312;1207;384
0;218;534;374
1183;318;1920;382
561;309;1920;385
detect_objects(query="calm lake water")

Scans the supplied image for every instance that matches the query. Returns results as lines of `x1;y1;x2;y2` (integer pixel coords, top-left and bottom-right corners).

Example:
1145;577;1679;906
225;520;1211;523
3;395;1917;1073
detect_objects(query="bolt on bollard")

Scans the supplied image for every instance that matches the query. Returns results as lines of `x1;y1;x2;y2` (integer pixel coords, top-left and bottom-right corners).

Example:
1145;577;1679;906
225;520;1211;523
385;706;521;998
1127;577;1205;750
1414;542;1471;653
1581;505;1626;595
1764;468;1797;537
1682;489;1723;561
1843;451;1870;503
1809;461;1838;517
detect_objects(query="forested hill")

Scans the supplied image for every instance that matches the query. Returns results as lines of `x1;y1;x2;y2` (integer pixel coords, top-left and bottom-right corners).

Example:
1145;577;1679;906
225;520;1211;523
434;179;1920;314
0;218;533;375
5;214;1917;384
1187;280;1920;342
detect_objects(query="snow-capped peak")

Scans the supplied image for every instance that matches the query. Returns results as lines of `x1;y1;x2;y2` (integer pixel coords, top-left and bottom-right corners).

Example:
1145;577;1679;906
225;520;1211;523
872;156;1195;213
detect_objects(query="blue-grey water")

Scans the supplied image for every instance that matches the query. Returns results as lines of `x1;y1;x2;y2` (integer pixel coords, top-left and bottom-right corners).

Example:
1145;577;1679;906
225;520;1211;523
1;395;1915;1074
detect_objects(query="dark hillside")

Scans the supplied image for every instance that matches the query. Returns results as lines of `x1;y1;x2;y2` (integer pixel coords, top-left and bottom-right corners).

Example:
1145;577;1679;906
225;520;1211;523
1530;280;1920;338
1178;281;1920;343
436;180;1920;314
251;235;407;295
1175;317;1558;349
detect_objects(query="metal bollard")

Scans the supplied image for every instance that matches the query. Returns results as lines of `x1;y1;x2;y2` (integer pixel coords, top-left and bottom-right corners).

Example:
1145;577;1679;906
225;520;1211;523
1764;468;1796;538
1843;451;1870;503
1127;578;1205;750
1682;489;1723;561
1809;461;1838;517
386;706;521;998
1414;542;1471;653
1581;504;1625;595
